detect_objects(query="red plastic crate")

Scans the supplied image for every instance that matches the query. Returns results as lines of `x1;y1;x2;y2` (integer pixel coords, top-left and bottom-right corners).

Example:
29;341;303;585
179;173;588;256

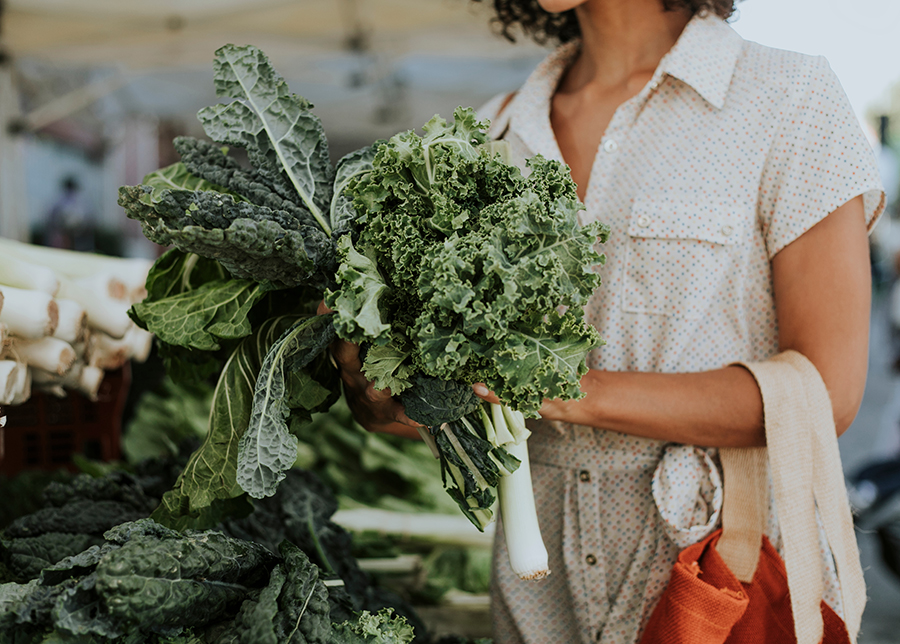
0;365;130;476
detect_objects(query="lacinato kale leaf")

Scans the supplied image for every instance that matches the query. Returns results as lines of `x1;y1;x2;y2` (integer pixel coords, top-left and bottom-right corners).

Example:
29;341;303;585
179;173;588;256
198;45;335;233
152;317;300;529
93;520;275;635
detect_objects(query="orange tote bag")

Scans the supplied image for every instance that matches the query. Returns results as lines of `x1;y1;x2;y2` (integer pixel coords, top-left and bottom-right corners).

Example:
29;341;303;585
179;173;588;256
640;352;865;644
639;529;850;644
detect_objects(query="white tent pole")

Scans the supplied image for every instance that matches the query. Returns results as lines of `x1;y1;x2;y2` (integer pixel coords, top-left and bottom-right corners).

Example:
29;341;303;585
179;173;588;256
0;0;29;242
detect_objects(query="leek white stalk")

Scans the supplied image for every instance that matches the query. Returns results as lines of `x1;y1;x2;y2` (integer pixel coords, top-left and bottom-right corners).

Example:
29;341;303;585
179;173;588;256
10;360;32;405
73;273;127;301
32;361;104;400
499;437;550;580
13;337;76;376
490;403;516;446
0;322;8;348
124;325;154;363
87;332;129;370
0;255;60;296
0;285;59;339
0;360;18;404
51;299;87;344
0;237;151;294
57;278;132;338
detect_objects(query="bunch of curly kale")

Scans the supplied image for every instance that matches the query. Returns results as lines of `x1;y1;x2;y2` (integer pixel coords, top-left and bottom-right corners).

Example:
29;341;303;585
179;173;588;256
117;44;608;540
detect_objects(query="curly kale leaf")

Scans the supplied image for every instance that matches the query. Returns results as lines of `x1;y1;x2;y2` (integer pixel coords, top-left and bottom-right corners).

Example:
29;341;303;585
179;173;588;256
333;109;609;416
237;315;336;499
324;237;390;345
198;44;335;234
330;609;415;644
331;144;380;239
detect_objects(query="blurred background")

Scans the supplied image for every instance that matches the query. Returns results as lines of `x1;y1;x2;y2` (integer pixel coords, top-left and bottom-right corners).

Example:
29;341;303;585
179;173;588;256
3;0;900;641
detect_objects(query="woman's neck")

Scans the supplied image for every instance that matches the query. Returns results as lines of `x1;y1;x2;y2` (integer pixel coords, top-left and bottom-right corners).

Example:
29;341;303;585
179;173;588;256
560;0;692;93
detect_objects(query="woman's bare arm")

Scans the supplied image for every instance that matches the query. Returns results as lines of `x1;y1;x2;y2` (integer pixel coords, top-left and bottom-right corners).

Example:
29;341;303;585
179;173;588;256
476;195;871;447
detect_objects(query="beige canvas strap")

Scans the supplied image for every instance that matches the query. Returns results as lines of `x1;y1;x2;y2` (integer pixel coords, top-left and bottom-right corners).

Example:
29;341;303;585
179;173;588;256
718;350;865;644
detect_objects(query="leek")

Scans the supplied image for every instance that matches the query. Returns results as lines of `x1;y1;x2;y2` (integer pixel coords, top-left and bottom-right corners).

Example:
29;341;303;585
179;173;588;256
0;285;58;339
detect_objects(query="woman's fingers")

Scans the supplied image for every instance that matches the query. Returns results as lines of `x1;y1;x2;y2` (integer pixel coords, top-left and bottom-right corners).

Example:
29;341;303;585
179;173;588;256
332;337;362;372
316;299;421;434
472;383;501;405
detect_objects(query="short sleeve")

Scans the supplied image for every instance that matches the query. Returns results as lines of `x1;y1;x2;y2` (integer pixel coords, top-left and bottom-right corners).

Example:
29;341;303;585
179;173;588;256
757;55;885;259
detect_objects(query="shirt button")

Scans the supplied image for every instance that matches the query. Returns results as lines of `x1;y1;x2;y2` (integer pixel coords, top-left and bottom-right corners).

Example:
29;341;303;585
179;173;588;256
579;470;591;483
585;554;598;566
649;79;660;91
721;225;734;237
636;215;651;228
602;139;618;153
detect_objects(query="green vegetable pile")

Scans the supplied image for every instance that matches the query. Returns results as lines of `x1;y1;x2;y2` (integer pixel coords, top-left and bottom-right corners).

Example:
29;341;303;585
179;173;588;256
0;467;425;643
117;43;608;555
0;518;413;644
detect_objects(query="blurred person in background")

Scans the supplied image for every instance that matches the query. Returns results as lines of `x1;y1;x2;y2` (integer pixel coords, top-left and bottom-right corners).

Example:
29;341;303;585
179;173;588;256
330;0;885;641
45;175;95;252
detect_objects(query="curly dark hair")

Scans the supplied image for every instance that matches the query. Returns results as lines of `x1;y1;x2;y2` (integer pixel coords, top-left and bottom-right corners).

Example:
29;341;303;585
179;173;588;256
475;0;739;45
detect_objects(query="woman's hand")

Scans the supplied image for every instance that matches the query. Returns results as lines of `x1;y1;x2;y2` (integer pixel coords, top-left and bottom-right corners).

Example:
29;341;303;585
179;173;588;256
317;301;422;439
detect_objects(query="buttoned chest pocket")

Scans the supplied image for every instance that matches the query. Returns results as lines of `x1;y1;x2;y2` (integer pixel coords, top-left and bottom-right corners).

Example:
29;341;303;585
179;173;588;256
622;196;747;319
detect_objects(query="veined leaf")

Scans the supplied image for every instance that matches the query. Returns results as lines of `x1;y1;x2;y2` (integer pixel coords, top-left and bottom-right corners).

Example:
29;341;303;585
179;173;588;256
331;143;379;236
151;317;297;528
141;161;242;203
488;311;602;416
326;236;391;344
199;44;334;234
131;279;269;351
236;315;336;499
142;249;227;304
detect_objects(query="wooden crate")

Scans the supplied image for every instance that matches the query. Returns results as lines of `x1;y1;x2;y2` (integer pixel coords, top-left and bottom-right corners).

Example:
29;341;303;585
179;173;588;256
0;366;130;476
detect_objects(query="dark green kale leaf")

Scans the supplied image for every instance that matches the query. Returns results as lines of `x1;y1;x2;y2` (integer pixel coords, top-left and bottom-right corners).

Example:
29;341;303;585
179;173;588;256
1;534;98;582
152;316;319;529
174;136;321;230
272;541;332;644
118;184;334;289
92;520;276;635
399;375;481;427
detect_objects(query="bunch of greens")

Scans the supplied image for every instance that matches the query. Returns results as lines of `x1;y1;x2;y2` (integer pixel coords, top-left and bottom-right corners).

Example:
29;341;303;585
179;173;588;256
119;44;608;581
0;518;414;644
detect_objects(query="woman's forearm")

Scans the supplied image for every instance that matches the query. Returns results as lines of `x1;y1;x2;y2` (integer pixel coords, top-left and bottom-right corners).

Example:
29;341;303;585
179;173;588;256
540;366;765;447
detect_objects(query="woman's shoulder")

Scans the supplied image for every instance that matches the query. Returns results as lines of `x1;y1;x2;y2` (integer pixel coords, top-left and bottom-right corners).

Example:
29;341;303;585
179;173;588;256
737;39;838;97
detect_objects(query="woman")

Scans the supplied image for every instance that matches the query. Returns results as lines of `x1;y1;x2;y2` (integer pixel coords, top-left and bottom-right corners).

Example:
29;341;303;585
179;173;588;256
330;0;885;642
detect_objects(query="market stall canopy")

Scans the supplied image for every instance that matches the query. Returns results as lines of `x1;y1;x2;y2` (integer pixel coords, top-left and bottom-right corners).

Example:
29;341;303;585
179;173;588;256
3;0;535;70
3;0;544;139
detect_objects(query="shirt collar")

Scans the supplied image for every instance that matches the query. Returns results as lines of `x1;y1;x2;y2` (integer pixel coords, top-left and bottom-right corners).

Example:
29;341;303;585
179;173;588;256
657;14;744;110
506;14;744;160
